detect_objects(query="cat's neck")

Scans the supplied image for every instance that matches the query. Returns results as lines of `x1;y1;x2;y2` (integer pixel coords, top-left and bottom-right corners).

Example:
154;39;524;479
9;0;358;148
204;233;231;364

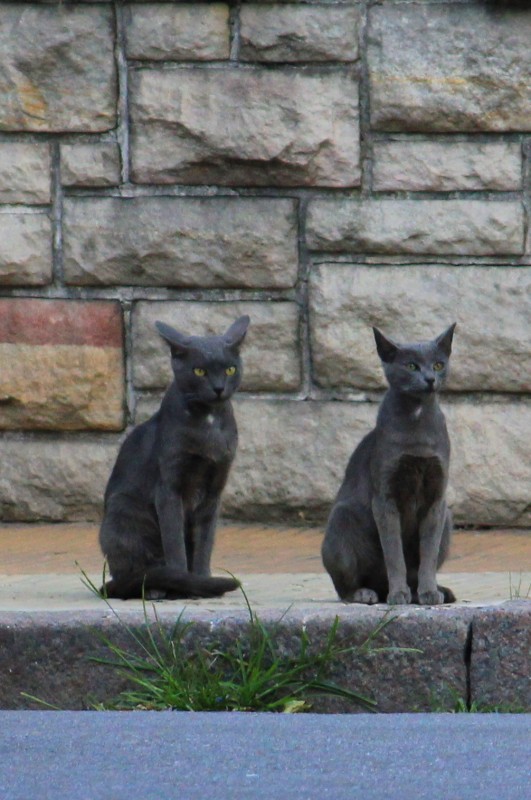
378;386;441;426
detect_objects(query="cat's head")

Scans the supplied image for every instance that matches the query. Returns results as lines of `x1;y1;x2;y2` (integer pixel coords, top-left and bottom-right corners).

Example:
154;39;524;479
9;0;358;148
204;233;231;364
155;315;250;406
372;324;456;396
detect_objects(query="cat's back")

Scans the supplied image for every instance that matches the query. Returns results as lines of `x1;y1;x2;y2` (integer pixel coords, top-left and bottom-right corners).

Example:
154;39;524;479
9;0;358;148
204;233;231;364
335;428;377;503
104;412;160;500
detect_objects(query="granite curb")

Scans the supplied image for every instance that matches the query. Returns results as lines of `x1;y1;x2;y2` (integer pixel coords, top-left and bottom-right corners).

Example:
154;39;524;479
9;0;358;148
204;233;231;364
0;601;528;713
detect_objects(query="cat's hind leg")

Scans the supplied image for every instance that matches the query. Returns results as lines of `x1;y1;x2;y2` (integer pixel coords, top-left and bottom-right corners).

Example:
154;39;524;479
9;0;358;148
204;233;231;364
322;502;380;604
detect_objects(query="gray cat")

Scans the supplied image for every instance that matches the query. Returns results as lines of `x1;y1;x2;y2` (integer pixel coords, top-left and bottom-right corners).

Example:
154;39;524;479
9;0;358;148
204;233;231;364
322;324;457;606
99;315;250;600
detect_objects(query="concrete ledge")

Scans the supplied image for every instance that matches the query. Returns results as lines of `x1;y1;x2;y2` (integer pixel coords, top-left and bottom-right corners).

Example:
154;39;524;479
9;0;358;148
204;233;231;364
1;601;528;713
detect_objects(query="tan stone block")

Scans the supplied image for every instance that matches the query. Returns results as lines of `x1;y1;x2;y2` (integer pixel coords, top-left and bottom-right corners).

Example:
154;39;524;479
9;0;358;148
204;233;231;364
61;143;121;188
126;3;230;61
132;301;301;392
0;142;51;203
130;67;360;187
0;212;52;286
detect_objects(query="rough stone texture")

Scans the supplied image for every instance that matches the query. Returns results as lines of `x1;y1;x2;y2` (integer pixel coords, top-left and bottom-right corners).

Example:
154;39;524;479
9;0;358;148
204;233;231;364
372;141;522;192
0;211;52;286
62;197;298;289
0;605;472;712
368;3;531;132
61;143;121;188
0;4;116;132
240;4;360;63
470;602;531;711
130;67;360;187
0;437;120;522
306;199;525;255
133;301;301;392
0;299;125;431
0;142;51;203
125;3;230;61
309;264;531;392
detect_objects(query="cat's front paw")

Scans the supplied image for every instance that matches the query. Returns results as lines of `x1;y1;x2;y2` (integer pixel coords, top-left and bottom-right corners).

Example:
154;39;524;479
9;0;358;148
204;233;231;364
418;589;445;606
387;588;411;605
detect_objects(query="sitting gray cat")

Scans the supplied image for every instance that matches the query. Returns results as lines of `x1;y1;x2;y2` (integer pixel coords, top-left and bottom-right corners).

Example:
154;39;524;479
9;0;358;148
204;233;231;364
99;315;250;600
322;324;457;606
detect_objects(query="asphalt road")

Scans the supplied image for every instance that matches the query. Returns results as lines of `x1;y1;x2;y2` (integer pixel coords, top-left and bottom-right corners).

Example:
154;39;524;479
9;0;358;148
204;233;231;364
0;711;529;800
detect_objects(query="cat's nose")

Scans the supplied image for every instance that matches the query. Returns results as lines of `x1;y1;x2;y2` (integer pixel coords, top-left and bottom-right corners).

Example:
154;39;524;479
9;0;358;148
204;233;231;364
425;377;435;390
213;386;224;398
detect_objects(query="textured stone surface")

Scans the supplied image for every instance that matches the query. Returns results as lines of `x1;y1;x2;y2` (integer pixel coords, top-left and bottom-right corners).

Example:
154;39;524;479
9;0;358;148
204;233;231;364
130;67;360;186
61;143;121;188
0;605;472;712
125;3;230;61
0;299;125;431
0;142;51;203
373;141;522;192
309;264;531;392
368;4;531;132
306;199;524;255
0;4;116;132
0;212;52;286
62;196;298;288
471;602;531;711
240;4;360;62
0;437;119;522
132;301;301;392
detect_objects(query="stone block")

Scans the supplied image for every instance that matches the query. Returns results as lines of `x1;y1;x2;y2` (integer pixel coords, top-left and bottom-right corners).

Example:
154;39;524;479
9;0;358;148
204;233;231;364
0;436;120;522
132;301;301;392
61;143;121;188
63;196;298;289
0;211;52;286
227;399;530;527
368;4;531;132
130;67;360;186
373;141;522;192
306;199;524;255
309;264;531;392
470;602;531;711
240;4;360;62
0;142;51;203
0;299;125;431
125;3;230;61
0;4;116;132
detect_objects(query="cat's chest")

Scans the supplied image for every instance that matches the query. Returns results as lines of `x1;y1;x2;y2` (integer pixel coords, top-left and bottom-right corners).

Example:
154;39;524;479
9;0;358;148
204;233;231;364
180;413;237;463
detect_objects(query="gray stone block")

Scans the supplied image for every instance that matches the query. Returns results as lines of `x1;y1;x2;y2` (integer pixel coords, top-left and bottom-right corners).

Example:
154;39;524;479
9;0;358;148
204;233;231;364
0;211;52;286
0;605;472;712
373;141;522;192
309;264;531;392
61;143;121;188
63;197;298;289
0;4;116;132
0;437;120;522
470;602;531;711
240;4;360;63
132;301;301;392
125;3;230;61
130;67;360;186
368;3;531;132
306;199;524;255
0;143;51;204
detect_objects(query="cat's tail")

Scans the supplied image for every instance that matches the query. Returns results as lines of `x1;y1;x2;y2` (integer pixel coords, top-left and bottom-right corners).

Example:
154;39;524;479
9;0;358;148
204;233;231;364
100;566;240;600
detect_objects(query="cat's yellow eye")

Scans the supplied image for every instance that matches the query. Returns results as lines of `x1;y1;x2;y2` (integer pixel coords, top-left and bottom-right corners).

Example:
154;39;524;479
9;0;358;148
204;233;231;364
433;362;444;372
407;362;419;371
193;367;206;377
225;366;237;376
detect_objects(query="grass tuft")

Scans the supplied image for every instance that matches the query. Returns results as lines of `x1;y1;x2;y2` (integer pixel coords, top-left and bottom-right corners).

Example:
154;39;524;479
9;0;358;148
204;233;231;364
79;568;413;713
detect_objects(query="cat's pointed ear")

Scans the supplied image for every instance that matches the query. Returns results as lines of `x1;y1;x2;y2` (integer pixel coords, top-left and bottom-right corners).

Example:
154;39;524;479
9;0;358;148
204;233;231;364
373;327;398;363
224;315;250;350
435;323;456;357
155;321;191;356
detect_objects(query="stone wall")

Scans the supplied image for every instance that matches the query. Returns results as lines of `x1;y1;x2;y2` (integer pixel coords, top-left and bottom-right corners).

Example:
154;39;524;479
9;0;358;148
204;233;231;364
0;0;529;527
